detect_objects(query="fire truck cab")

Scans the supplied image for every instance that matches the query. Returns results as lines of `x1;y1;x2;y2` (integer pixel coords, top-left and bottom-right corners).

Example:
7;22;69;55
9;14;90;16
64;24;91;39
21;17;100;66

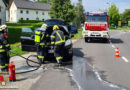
82;12;110;42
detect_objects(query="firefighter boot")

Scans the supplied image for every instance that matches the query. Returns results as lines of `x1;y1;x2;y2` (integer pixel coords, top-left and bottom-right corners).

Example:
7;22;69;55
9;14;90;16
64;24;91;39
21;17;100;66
57;60;62;66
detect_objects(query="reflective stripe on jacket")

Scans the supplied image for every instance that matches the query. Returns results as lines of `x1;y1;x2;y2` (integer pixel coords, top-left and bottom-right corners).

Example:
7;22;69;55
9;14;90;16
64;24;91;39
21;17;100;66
51;30;65;45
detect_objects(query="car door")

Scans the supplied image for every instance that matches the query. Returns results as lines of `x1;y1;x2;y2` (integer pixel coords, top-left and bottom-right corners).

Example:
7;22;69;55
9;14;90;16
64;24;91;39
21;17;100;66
20;28;37;52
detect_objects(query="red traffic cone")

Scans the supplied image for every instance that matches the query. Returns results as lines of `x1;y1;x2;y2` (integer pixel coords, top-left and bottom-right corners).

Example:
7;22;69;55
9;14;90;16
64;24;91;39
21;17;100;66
115;48;120;58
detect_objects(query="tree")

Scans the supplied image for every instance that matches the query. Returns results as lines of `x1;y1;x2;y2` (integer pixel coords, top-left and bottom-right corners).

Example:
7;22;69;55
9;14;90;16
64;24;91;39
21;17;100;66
108;4;120;26
49;0;76;23
72;0;84;28
121;9;130;24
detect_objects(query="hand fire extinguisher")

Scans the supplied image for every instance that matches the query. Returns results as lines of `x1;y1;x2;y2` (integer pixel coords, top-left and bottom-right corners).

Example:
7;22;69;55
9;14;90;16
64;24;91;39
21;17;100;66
8;61;16;82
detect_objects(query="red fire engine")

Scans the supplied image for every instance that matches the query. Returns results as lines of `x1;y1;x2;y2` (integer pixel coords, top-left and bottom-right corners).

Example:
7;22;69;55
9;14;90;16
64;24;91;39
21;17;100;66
82;12;110;42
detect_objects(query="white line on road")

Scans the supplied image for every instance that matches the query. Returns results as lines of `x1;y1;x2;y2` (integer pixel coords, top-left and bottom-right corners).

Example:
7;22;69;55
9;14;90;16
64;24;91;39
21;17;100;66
121;56;129;63
109;40;129;63
112;45;115;48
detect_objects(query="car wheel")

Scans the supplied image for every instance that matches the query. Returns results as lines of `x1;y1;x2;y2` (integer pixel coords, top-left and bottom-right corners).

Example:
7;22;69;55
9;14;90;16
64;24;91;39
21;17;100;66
63;51;73;61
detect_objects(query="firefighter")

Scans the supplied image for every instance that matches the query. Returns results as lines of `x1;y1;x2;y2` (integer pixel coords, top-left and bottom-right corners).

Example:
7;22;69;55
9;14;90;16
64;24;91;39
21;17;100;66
0;26;11;72
1;25;8;35
35;24;48;63
51;25;65;66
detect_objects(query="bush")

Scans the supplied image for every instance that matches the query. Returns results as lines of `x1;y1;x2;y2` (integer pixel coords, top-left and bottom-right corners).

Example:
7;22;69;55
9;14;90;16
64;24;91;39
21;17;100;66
7;23;31;26
19;20;43;23
8;27;21;44
109;26;116;29
7;22;44;43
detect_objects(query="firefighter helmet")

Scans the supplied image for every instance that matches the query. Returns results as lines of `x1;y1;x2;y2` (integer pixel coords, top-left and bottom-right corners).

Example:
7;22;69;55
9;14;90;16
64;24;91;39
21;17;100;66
41;24;47;29
53;25;59;30
1;25;7;30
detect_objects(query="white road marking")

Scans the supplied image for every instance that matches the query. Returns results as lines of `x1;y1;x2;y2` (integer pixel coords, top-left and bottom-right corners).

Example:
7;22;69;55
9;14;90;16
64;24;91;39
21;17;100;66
109;40;129;63
121;56;129;62
112;45;115;48
66;68;82;90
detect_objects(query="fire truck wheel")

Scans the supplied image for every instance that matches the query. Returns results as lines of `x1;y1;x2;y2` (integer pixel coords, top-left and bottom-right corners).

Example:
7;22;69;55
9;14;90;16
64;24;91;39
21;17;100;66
103;38;109;43
85;38;88;42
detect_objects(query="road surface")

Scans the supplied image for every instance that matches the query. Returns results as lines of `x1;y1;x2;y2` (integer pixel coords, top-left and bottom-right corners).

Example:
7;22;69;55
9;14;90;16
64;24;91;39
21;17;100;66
31;30;130;90
72;30;130;90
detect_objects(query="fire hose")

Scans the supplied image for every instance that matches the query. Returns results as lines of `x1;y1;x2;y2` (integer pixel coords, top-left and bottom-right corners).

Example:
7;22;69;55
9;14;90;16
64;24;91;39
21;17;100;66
1;51;42;74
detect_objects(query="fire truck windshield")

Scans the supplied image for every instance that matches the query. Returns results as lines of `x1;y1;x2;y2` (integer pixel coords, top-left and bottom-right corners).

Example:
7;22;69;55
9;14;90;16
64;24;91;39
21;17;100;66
86;15;106;22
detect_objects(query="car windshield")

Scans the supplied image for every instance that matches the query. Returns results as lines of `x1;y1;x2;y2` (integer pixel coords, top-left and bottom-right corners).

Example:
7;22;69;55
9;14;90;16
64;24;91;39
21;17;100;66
22;28;32;33
45;20;65;26
86;16;107;22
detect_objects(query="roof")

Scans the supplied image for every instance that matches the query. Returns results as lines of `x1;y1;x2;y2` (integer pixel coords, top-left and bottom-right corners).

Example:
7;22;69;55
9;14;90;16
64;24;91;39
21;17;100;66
2;0;8;7
13;0;50;10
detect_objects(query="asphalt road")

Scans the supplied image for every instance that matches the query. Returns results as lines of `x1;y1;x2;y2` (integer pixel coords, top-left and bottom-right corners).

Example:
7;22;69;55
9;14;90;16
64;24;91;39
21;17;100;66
73;30;130;90
30;30;130;90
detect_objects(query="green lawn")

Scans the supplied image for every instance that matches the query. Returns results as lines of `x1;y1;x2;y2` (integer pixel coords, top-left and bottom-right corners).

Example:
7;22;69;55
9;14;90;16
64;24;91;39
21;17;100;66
9;43;27;56
73;29;83;39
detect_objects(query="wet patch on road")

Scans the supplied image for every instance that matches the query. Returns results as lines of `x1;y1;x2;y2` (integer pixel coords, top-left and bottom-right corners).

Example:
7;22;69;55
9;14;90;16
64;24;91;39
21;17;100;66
66;56;127;90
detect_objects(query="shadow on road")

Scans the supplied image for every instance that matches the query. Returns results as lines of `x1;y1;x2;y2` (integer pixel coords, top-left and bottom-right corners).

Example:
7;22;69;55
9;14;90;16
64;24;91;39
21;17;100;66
73;48;84;57
110;38;124;44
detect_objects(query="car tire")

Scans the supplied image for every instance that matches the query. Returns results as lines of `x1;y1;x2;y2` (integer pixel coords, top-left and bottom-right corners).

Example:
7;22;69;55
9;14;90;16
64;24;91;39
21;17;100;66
64;51;73;61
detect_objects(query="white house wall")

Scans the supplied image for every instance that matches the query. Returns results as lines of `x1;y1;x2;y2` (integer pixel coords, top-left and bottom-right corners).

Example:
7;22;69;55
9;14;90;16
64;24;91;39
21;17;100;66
0;0;6;25
17;9;50;22
6;10;9;22
9;2;17;22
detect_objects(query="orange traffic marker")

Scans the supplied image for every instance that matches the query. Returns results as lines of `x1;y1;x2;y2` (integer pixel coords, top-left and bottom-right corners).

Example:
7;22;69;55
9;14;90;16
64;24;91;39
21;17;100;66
115;48;120;58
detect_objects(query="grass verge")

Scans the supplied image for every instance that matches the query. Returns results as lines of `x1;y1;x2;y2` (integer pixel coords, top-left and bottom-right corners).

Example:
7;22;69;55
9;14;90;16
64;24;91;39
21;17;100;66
9;42;27;56
72;29;83;39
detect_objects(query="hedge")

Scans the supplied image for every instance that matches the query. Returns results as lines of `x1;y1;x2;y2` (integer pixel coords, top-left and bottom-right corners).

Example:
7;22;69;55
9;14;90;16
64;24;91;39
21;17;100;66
7;22;43;27
8;26;34;44
7;21;43;43
19;20;43;23
8;27;21;43
7;23;31;26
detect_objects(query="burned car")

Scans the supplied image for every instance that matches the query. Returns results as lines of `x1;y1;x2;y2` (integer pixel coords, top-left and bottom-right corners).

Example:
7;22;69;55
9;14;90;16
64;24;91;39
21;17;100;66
20;19;73;60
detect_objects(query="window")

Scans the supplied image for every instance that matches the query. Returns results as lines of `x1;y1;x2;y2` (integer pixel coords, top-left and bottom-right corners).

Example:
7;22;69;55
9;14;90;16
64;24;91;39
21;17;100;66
26;10;29;14
21;18;23;20
11;17;13;21
36;17;39;20
36;11;38;14
26;18;29;20
42;12;44;15
20;10;23;13
86;16;107;22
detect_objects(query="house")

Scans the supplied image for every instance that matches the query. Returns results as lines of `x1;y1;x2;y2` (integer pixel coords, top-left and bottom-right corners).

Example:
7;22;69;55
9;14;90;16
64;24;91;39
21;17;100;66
0;0;7;25
8;0;51;22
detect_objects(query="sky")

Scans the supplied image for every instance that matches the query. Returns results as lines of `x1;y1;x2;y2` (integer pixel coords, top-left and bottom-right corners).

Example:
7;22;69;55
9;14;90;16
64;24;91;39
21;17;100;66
71;0;130;13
